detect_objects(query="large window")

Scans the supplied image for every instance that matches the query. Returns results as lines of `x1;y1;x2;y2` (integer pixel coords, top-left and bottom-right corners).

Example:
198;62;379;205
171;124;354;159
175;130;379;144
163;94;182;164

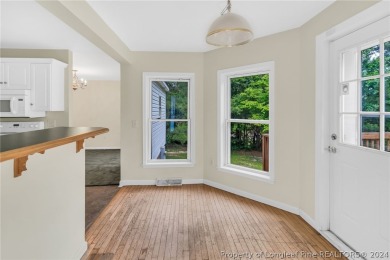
218;62;274;182
143;73;195;167
339;36;390;152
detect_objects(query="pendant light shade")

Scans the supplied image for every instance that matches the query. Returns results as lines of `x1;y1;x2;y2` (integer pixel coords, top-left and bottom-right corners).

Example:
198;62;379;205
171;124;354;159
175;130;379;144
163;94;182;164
206;0;253;47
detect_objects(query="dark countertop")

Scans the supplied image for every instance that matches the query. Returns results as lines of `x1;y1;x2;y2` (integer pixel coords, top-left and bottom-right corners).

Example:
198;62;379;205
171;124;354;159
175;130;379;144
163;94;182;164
0;127;109;162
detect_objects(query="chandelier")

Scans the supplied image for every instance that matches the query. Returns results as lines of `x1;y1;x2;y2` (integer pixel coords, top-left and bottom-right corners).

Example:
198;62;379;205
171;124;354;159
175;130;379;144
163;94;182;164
72;70;87;90
206;0;253;47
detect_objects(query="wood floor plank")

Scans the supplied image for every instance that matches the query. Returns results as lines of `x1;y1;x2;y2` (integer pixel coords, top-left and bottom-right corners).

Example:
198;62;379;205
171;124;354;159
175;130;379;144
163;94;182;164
83;184;347;260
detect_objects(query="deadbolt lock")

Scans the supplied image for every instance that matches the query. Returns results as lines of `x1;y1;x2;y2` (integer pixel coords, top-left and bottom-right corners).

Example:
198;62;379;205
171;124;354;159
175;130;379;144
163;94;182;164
331;134;337;140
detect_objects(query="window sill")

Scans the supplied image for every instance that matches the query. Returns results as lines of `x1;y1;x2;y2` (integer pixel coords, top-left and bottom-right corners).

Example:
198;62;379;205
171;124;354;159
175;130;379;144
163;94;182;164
143;161;195;168
218;165;274;184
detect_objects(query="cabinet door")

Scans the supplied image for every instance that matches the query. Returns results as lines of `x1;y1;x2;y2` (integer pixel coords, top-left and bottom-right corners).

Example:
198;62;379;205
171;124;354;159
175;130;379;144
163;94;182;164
30;64;50;111
1;63;30;89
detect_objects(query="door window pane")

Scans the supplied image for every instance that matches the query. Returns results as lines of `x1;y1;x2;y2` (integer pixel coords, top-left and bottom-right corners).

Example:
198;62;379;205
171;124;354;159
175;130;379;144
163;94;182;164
230;122;268;172
342;49;357;81
341;114;358;145
341;81;358;113
361;44;380;77
361;116;380;150
385;41;390;74
386;116;390;152
230;74;269;120
386;76;390;112
361;79;380;112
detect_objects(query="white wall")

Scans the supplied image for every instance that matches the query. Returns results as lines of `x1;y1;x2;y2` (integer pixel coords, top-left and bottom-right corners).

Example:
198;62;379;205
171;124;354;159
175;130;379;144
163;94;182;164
120;52;204;183
203;29;302;209
298;0;378;218
0;143;86;259
70;80;120;148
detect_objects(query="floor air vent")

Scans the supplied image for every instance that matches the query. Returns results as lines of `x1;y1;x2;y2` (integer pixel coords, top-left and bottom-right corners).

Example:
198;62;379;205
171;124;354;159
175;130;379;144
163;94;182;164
156;178;182;186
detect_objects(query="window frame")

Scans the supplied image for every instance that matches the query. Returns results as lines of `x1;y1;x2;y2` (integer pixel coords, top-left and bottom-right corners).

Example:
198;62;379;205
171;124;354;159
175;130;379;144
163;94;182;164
143;72;195;167
338;36;390;152
217;62;275;183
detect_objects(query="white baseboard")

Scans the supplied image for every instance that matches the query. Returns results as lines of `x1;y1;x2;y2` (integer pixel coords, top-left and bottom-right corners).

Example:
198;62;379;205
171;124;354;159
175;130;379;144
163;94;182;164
299;210;320;231
119;179;204;187
203;179;300;214
73;241;88;260
320;231;364;260
85;147;121;150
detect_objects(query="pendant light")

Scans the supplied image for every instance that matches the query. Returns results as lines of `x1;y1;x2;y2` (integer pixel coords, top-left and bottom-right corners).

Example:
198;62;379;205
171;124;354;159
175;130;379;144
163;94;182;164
206;0;253;47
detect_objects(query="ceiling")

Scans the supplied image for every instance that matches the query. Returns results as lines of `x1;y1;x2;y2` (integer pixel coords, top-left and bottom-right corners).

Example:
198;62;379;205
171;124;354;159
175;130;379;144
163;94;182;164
1;0;336;80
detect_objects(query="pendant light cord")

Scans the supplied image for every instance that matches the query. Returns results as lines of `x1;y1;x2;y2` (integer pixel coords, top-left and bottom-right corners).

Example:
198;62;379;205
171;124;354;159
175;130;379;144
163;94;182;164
220;0;231;15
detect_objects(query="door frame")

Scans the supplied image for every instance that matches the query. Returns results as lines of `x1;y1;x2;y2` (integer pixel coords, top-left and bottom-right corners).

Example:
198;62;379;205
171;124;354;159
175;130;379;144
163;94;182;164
315;0;389;237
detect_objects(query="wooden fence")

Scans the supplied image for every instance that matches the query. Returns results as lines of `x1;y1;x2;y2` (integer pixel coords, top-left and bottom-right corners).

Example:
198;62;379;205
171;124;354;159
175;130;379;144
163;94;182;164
361;132;390;151
262;134;269;172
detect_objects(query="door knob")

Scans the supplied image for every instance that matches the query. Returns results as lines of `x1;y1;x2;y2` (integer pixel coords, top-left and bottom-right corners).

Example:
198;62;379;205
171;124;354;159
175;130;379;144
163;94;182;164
328;146;337;153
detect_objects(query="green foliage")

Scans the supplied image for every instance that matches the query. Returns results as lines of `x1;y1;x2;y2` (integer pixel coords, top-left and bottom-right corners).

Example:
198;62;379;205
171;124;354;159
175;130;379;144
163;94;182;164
230;150;263;171
166;122;187;145
362;79;379;111
362;117;379;132
165;81;188;119
361;45;380;77
230;74;269;151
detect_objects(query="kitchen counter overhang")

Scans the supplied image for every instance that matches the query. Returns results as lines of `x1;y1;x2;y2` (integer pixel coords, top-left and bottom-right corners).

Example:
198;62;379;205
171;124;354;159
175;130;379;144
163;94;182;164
0;127;109;177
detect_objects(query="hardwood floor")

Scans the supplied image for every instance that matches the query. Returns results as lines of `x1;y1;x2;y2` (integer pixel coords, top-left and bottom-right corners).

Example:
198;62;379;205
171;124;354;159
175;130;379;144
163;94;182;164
82;184;346;260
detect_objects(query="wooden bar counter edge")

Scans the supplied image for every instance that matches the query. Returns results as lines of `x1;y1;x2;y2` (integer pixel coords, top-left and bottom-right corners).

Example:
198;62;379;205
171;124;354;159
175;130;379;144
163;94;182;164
0;127;109;177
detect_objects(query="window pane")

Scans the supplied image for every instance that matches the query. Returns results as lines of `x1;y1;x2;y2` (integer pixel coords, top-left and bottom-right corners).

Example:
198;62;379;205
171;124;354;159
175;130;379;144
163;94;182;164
361;116;380;150
230;74;269;120
386;76;390;112
341;114;358;146
341;49;357;81
385;41;390;74
361;44;380;77
166;81;188;119
386;116;390;152
152;81;188;120
230;122;268;172
361;79;380;112
151;121;188;160
341;81;358;113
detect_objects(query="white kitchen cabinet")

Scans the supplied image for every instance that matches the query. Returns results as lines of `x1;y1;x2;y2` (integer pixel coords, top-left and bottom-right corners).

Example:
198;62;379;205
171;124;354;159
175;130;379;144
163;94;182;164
0;62;30;90
30;59;67;112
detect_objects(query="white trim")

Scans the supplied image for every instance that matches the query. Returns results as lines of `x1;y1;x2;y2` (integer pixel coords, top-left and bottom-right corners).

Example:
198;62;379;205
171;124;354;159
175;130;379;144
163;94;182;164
217;62;275;183
119;179;204;187
299;210;320;231
315;0;390;248
73;241;88;260
321;232;365;260
203;179;299;214
85;147;121;150
142;72;196;167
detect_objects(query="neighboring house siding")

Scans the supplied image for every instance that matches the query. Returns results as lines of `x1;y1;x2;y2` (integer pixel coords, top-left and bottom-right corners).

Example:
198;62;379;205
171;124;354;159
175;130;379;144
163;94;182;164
151;82;167;159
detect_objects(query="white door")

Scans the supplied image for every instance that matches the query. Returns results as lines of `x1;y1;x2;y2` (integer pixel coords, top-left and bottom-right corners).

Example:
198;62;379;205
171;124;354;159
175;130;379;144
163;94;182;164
329;16;390;258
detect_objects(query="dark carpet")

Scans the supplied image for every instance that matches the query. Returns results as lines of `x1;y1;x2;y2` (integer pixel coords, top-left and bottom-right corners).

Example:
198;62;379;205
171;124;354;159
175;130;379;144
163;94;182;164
85;149;120;186
85;185;119;229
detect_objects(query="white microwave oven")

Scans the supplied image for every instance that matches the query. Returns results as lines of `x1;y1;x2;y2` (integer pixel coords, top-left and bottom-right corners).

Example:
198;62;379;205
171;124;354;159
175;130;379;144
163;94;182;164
0;90;45;118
